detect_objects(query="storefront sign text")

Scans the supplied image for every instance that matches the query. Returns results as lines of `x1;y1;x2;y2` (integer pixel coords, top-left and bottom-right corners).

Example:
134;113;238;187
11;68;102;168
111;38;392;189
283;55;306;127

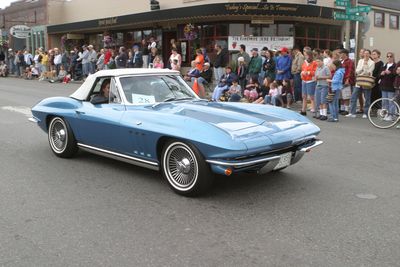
98;17;118;27
228;36;294;52
9;25;31;39
225;4;298;13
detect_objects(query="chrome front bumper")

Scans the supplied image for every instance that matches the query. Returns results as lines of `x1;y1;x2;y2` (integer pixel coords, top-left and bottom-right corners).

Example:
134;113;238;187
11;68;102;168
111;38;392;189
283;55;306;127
206;140;323;175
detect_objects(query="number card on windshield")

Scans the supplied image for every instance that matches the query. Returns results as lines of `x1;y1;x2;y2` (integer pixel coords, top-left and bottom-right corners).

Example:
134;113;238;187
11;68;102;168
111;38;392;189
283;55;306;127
131;94;156;104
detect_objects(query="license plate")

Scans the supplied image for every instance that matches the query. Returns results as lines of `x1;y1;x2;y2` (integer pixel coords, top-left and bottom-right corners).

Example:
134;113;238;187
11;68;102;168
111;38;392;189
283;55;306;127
274;152;292;170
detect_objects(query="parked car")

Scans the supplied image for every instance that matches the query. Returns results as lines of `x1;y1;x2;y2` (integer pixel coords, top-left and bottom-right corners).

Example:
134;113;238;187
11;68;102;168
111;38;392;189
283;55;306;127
30;68;322;196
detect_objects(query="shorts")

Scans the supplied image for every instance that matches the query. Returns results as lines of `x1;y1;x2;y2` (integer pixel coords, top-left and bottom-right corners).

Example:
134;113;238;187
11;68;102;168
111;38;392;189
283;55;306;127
302;81;316;96
340;85;352;100
316;85;329;104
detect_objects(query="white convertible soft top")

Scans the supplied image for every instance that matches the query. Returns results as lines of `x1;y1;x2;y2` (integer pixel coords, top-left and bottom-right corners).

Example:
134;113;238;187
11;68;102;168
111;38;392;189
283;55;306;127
70;68;180;100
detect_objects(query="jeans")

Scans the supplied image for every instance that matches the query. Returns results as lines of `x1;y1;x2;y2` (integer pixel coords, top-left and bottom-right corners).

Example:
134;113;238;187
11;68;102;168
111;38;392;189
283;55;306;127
328;90;340;120
212;85;228;101
293;73;302;102
350;86;372;115
264;95;280;105
382;91;396;115
82;63;90;76
214;67;224;82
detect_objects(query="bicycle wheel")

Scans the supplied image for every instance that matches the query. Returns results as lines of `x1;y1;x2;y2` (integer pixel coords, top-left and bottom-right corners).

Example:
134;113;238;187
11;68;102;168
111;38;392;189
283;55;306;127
368;98;400;129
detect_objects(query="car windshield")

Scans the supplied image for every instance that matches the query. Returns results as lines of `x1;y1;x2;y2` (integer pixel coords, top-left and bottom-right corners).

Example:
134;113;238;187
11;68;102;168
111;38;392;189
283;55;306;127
119;75;197;105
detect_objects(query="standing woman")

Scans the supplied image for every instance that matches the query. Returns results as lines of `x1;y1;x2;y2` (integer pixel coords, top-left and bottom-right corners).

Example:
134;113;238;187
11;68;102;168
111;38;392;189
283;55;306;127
379;52;397;120
347;49;375;118
299;50;318;116
263;50;276;82
371;49;384;104
169;48;182;69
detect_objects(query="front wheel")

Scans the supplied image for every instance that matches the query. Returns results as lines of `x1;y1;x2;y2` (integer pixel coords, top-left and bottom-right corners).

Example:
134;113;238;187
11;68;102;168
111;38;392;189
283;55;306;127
368;98;400;129
48;117;78;158
161;140;214;197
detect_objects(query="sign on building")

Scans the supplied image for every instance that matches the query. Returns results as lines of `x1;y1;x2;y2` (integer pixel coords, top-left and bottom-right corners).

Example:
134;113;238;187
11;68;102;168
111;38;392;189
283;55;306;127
9;25;31;39
228;36;294;53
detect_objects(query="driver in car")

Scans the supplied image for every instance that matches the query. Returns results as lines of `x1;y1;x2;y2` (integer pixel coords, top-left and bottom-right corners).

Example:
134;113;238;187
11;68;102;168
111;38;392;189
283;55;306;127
91;79;112;104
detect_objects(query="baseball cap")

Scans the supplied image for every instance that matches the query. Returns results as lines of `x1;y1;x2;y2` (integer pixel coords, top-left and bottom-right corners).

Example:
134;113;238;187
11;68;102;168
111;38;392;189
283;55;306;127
281;47;289;53
237;57;245;62
8;48;12;51
204;62;210;66
251;48;258;52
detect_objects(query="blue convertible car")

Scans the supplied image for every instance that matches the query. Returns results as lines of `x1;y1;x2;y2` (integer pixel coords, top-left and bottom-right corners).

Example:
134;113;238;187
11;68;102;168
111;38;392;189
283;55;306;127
30;69;322;196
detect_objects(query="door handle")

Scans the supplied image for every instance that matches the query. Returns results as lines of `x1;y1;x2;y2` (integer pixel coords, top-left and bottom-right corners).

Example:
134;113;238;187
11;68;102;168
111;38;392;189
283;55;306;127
75;110;85;115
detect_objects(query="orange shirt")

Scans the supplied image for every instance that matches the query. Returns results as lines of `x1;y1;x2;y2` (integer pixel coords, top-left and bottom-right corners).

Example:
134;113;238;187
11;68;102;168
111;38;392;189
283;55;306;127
301;60;318;82
195;54;204;71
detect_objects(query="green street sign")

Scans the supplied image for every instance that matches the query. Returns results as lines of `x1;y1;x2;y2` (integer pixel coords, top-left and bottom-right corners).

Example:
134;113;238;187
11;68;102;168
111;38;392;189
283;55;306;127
346;6;371;14
334;12;365;22
335;0;350;7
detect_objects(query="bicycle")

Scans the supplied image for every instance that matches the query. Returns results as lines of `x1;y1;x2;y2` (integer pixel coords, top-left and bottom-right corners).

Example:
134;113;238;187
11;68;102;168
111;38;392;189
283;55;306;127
368;94;400;129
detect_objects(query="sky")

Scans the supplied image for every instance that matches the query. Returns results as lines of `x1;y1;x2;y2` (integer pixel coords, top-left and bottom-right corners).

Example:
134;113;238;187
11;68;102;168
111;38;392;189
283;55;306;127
0;0;19;9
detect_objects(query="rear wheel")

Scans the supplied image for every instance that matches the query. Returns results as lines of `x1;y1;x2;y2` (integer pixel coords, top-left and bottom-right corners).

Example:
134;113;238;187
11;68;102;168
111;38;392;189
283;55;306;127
368;98;400;129
48;117;78;158
161;140;213;197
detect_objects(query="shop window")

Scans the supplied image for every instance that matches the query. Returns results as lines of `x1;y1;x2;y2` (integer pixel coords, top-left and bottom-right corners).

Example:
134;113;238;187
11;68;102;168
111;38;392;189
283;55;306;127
374;12;385;27
295;26;306;37
308;27;317;38
261;24;277;36
229;24;244;36
319;26;329;39
245;24;261;36
329;27;340;40
318;40;328;50
389;15;399;29
202;25;215;37
277;24;294;36
216;24;228;36
307;39;317;49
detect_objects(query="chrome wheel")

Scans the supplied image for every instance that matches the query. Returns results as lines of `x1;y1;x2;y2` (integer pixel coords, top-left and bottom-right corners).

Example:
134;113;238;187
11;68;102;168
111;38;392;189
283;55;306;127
48;117;78;158
163;142;198;191
49;118;68;153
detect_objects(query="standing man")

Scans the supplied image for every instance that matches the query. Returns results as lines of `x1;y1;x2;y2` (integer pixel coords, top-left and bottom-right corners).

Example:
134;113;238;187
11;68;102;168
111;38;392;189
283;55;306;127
141;39;149;68
247;48;262;81
275;47;292;82
88;45;97;74
132;45;143;68
116;46;128;69
339;49;355;115
291;46;304;102
213;44;228;83
78;45;90;77
7;48;15;74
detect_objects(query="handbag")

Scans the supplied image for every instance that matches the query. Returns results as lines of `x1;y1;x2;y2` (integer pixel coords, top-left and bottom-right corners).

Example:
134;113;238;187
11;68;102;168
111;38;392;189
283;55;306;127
356;75;375;89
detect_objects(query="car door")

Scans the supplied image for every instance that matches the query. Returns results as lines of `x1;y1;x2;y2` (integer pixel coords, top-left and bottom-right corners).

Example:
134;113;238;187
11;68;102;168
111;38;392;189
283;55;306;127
73;77;126;152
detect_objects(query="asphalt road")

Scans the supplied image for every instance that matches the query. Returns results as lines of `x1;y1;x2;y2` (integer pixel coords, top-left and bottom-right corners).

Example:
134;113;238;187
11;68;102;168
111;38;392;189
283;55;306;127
0;77;399;267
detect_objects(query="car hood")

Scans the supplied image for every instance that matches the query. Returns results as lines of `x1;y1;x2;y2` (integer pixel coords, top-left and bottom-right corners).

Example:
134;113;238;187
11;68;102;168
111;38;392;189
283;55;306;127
147;101;320;151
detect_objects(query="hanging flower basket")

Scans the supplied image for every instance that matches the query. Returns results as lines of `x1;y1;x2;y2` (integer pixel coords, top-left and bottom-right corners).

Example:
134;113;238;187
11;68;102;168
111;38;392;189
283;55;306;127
183;23;198;41
103;32;113;48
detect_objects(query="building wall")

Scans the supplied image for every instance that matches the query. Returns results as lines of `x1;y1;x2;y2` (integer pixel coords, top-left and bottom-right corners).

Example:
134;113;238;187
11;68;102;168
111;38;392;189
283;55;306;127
48;0;335;25
361;7;400;60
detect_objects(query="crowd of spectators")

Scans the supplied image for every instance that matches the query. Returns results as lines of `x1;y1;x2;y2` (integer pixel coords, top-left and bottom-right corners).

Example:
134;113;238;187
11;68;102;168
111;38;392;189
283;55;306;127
1;39;400;123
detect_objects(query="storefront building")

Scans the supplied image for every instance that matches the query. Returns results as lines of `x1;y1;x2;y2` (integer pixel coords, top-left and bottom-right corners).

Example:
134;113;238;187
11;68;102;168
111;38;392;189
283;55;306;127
0;0;47;52
45;0;343;65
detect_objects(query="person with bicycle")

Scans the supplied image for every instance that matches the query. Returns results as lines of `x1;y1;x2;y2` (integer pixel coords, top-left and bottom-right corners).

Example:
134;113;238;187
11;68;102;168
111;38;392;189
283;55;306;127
379;52;397;121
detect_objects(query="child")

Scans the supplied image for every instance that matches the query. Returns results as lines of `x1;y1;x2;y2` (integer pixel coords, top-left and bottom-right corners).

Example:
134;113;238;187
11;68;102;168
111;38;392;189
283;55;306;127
280;80;293;108
244;77;261;103
31;65;39;79
315;56;331;120
25;66;32;79
326;60;345;122
50;65;67;83
264;81;280;105
227;79;242;102
171;59;180;71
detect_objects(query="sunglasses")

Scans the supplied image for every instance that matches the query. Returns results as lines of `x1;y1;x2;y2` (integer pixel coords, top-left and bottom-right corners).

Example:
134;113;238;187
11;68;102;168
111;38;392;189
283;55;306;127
387;55;393;58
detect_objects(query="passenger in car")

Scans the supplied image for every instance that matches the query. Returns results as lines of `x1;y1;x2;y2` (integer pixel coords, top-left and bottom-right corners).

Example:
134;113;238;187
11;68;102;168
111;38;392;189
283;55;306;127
90;79;112;104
